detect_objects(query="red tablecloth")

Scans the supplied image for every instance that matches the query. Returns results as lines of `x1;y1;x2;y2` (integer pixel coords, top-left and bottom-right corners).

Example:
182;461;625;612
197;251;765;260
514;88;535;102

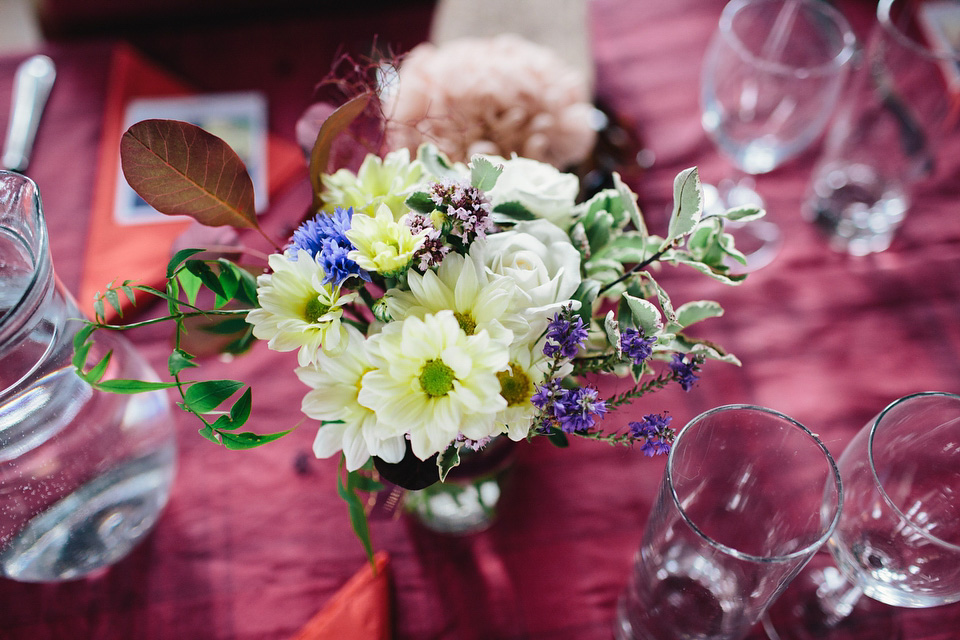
1;1;959;638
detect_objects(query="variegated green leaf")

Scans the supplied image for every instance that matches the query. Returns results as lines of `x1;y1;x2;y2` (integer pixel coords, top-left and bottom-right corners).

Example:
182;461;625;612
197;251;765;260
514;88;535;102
623;293;662;336
666;167;702;244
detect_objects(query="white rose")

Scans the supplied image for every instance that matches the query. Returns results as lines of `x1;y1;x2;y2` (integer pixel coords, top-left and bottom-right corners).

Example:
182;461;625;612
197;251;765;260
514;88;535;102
484;219;582;343
485;156;580;230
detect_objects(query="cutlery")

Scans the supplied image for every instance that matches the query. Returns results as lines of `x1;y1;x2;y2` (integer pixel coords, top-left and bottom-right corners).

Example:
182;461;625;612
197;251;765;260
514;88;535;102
2;54;56;173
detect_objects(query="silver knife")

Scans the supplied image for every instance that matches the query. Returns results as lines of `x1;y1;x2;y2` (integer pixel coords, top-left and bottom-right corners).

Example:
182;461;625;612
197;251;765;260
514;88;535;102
2;54;56;173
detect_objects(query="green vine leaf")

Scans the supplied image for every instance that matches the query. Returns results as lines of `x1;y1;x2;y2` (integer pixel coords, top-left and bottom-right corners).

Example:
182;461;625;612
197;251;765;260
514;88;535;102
71;324;96;370
167;248;206;278
218;429;290;450
84;351;113;384
338;457;376;567
183;379;244;413
120;119;259;231
229;388;253;426
176;269;203;306
184;260;227;299
168;349;198;376
93;379;179;393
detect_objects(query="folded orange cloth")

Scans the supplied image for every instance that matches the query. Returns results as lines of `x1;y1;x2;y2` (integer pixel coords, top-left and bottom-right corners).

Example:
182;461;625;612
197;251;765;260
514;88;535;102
80;44;305;321
290;552;393;640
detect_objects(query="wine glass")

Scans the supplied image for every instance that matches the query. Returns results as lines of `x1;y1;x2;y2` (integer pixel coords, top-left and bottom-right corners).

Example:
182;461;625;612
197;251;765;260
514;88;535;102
700;0;856;273
615;405;842;640
763;391;960;640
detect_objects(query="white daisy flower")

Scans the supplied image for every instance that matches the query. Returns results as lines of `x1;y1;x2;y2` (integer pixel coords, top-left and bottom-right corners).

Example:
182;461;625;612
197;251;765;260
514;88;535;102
494;341;556;441
358;310;509;460
246;250;358;367
296;326;406;471
384;243;525;344
346;204;426;276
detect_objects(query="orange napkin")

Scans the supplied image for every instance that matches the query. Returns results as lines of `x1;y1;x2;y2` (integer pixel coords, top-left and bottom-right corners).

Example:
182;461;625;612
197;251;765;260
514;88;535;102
290;552;393;640
80;44;306;320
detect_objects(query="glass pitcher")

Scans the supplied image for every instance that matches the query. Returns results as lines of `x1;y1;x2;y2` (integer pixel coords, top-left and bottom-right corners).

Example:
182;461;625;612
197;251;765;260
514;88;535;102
0;170;176;582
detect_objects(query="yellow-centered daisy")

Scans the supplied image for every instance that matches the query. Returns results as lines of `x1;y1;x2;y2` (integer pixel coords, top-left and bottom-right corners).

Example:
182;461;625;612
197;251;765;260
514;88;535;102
246;250;357;366
358;310;508;460
296;326;406;471
384;244;525;345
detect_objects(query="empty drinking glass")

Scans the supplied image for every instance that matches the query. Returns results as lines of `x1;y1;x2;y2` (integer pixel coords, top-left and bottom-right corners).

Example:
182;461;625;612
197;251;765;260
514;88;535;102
763;391;960;640
701;0;855;272
805;0;960;255
615;405;842;640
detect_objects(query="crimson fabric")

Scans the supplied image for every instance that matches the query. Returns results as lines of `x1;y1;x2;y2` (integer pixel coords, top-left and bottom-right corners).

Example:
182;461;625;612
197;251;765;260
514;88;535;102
0;1;959;638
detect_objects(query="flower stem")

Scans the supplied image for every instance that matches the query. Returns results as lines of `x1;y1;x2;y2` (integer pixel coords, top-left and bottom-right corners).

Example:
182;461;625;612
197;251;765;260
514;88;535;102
91;308;252;331
606;372;674;409
598;241;676;295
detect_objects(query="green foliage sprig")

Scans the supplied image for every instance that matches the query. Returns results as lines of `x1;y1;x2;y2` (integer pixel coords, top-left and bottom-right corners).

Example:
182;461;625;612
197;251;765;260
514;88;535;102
73;248;290;449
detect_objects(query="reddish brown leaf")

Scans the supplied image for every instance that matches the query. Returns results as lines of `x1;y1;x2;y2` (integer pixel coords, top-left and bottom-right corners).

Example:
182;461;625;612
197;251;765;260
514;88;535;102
120;119;259;231
309;94;372;209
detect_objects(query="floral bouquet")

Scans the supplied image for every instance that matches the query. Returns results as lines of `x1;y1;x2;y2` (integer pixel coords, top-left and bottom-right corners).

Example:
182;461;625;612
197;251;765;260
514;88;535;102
74;79;762;560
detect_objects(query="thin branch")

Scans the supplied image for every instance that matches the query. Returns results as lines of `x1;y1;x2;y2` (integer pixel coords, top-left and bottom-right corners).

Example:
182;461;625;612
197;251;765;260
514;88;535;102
597;241;677;295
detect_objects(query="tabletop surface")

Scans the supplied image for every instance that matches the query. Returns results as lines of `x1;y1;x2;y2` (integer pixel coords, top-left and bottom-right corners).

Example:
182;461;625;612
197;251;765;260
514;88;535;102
1;1;959;638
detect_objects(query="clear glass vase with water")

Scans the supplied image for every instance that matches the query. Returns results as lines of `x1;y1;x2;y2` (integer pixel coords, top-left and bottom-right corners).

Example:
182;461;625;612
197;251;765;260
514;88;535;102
0;170;176;582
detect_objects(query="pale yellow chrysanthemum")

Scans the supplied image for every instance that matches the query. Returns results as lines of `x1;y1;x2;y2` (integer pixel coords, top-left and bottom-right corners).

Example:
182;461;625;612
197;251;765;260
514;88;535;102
384;244;523;344
246;250;358;366
296;325;406;471
358;310;509;460
346;204;426;276
320;147;424;219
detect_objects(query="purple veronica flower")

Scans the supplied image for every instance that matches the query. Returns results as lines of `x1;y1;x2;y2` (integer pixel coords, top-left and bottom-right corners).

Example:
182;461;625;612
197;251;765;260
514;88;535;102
555;387;608;433
620;328;656;365
531;379;568;416
543;313;588;360
669;353;700;391
628;413;675;457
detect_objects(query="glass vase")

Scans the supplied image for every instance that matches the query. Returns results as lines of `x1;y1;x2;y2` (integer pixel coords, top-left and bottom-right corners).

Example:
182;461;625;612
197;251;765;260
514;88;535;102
0;171;177;582
404;436;516;534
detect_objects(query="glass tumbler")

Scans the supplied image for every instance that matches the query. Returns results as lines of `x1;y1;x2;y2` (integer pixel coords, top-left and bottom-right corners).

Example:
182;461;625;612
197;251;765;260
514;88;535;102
805;0;960;255
0;171;177;582
615;405;843;640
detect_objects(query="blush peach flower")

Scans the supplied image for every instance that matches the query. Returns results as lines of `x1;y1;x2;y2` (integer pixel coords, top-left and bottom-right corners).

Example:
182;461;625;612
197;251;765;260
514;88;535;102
383;34;597;169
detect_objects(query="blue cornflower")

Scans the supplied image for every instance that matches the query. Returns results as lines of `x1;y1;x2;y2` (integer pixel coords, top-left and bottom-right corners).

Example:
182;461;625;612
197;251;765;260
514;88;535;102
543;312;588;360
289;207;369;286
290;206;353;257
555;387;608;434
620;328;656;365
318;238;371;286
669;353;701;391
628;413;675;457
